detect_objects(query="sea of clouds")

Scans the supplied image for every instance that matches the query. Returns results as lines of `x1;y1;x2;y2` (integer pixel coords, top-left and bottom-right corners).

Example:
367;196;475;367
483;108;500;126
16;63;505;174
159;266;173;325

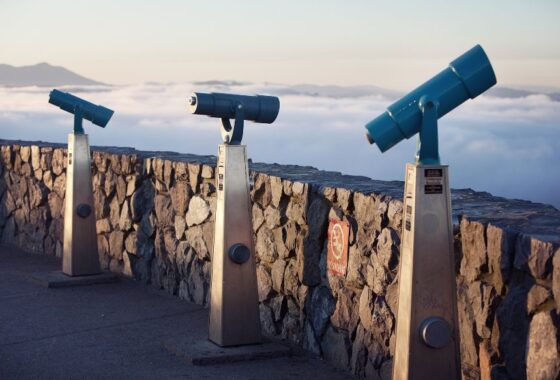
0;82;558;208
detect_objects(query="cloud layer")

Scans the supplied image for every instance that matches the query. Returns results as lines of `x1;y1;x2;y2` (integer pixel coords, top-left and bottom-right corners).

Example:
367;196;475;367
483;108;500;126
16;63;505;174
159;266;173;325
1;82;559;208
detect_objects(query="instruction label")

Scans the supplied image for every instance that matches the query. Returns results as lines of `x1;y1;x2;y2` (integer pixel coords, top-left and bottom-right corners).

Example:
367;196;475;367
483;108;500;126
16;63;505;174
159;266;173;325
424;169;443;194
405;204;412;231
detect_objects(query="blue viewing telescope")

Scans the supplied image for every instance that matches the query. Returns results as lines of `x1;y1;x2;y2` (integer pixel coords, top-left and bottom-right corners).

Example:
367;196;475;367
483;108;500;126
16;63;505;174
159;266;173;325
188;92;280;145
49;89;114;133
188;92;280;124
365;45;496;164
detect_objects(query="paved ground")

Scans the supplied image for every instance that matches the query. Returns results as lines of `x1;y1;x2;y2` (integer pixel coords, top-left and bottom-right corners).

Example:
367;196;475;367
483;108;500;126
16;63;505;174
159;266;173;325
0;245;354;380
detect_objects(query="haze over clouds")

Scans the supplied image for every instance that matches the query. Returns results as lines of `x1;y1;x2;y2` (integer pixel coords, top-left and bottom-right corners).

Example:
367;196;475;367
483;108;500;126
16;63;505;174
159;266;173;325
0;83;558;208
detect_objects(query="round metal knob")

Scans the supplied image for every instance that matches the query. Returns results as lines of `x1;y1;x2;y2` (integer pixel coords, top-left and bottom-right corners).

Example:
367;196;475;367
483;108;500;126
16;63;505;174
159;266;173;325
228;243;251;264
420;317;451;349
76;204;92;218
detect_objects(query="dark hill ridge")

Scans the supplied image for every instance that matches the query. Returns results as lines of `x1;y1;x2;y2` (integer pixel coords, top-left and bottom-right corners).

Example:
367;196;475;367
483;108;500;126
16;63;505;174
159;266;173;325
0;62;103;87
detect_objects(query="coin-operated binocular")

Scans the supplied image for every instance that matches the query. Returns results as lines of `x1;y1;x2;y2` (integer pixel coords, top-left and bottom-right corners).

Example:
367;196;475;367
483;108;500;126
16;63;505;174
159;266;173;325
49;90;114;277
188;92;280;346
364;45;496;380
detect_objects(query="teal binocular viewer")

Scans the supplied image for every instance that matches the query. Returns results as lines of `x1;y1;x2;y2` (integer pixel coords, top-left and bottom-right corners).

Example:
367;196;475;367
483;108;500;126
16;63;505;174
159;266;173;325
366;45;498;380
188;92;280;145
188;92;280;124
49;89;114;133
365;45;496;163
187;92;281;346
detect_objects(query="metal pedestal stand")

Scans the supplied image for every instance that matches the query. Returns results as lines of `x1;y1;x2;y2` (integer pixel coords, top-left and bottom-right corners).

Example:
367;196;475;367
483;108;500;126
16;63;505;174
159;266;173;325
29;106;117;287
209;109;261;346
164;95;291;364
392;100;461;380
209;143;261;346
62;132;100;276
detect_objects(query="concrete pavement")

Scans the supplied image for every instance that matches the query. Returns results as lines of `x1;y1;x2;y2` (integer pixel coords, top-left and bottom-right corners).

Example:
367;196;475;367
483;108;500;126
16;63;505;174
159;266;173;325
0;245;354;380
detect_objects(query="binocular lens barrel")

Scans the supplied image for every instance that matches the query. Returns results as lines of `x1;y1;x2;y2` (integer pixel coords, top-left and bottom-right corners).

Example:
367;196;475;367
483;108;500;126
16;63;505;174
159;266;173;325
49;89;114;128
188;92;280;124
365;45;496;152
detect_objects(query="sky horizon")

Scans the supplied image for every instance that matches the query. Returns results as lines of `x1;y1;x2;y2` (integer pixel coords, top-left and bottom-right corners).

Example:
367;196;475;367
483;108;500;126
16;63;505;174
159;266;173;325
2;1;560;90
1;1;559;208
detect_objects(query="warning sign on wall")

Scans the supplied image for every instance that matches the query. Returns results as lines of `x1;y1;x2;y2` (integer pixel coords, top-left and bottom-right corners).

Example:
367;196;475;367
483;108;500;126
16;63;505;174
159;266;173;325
327;219;349;276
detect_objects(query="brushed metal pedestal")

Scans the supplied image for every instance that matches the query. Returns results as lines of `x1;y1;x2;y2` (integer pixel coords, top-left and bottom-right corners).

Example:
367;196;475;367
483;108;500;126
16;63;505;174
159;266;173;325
209;144;261;347
62;133;100;277
392;163;461;380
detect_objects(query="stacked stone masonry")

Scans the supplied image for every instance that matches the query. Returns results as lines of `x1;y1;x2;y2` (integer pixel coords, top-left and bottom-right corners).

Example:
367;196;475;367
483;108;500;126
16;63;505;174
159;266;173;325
0;141;559;380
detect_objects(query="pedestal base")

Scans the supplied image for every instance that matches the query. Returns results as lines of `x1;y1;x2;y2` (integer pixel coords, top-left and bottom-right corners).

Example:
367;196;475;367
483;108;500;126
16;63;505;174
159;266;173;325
209;144;261;346
28;271;118;288
63;133;100;276
392;163;460;380
164;337;291;366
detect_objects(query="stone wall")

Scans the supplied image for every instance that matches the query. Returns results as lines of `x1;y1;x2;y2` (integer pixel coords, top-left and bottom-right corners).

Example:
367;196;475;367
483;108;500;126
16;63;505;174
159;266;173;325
0;140;559;380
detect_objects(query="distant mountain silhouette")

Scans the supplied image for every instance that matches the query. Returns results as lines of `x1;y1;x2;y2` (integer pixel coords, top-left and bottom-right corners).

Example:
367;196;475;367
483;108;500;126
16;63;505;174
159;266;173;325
265;83;403;99
274;85;560;101
2;64;558;102
486;86;560;102
196;81;559;101
0;63;104;87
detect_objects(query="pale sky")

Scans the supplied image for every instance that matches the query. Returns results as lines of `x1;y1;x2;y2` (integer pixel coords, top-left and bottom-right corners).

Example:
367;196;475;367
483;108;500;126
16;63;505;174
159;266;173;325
1;0;560;89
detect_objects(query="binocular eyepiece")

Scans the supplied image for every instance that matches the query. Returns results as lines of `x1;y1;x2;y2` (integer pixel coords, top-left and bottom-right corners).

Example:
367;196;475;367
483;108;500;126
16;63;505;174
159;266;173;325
49;89;114;129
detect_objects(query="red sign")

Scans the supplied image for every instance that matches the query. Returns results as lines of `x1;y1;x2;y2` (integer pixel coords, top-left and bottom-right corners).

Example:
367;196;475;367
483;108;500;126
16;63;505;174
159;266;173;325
327;219;349;276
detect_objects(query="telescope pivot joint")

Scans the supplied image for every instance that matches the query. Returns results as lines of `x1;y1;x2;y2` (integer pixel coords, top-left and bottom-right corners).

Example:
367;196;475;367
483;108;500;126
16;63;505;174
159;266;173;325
220;102;245;145
73;105;85;135
416;96;440;165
